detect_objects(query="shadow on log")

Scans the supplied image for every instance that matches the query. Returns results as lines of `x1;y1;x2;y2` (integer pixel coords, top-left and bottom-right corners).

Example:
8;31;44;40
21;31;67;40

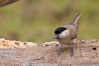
0;38;99;66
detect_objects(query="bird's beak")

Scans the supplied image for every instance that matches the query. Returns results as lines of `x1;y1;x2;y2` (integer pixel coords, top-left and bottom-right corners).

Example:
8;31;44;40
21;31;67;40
53;34;59;39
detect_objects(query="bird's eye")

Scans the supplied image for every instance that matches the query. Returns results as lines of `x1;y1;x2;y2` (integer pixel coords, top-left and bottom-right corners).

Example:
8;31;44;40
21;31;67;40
54;27;66;34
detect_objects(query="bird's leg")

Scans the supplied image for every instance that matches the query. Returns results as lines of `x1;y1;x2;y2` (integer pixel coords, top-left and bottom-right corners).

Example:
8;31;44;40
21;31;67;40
71;42;75;56
57;44;62;55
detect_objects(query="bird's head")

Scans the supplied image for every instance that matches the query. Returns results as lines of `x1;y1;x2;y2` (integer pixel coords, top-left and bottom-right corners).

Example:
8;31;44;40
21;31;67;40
53;27;70;39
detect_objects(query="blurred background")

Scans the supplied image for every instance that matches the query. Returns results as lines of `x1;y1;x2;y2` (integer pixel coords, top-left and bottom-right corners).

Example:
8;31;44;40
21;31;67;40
0;0;99;43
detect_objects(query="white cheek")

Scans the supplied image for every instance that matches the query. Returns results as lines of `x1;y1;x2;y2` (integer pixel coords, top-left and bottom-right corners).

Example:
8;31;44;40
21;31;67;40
59;30;70;38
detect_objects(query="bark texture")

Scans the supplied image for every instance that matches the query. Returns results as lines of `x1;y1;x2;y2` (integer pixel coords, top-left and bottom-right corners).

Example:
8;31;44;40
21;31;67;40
0;38;99;66
0;0;19;7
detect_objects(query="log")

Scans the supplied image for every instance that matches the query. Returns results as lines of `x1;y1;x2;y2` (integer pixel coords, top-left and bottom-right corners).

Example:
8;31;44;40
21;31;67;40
0;38;99;66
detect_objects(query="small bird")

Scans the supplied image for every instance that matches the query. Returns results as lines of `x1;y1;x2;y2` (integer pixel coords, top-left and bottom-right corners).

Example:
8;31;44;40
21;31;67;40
53;13;81;56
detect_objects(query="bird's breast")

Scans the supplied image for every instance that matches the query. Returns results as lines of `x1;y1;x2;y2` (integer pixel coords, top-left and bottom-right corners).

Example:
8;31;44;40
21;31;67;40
58;38;74;45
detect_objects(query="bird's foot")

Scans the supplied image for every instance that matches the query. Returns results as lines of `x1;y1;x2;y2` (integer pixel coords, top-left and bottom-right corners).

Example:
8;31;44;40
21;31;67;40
71;44;75;57
57;48;61;55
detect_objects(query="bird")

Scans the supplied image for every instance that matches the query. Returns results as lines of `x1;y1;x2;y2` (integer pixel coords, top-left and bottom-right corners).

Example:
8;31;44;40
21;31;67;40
53;13;81;56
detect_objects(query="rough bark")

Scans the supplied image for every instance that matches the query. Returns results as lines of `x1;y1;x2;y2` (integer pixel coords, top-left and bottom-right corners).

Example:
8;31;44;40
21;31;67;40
0;0;19;7
0;38;99;66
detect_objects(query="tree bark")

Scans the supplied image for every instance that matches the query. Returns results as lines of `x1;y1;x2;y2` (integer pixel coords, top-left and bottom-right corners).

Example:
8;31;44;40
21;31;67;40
0;39;99;66
0;0;19;7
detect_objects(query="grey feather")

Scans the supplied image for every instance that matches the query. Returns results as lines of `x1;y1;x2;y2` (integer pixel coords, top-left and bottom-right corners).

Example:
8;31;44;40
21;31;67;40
71;13;81;24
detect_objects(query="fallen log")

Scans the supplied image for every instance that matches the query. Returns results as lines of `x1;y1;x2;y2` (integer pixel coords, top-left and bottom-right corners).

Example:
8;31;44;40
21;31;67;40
0;38;99;66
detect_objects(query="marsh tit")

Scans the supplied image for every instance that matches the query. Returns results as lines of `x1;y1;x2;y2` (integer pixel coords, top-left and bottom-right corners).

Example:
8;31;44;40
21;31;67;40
53;13;81;56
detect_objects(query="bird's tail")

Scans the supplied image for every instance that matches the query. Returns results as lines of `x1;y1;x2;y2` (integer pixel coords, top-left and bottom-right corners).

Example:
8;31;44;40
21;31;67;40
71;13;81;24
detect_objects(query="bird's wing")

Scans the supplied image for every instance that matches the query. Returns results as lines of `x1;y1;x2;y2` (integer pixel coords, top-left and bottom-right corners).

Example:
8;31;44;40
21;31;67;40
69;24;78;39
